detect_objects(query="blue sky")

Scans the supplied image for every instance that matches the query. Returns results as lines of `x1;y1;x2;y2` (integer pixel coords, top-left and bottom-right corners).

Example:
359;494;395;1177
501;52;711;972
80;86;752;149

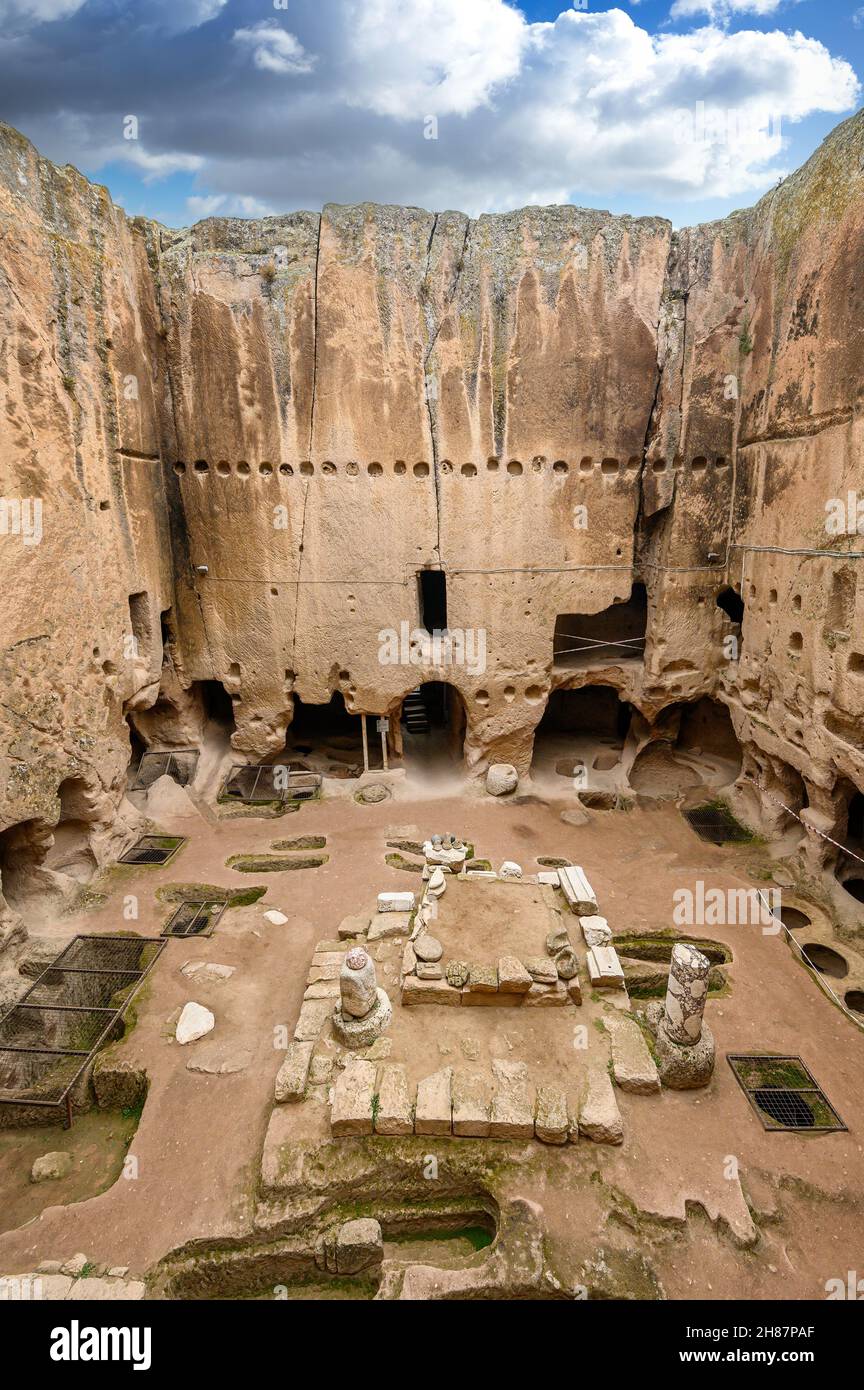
0;0;861;228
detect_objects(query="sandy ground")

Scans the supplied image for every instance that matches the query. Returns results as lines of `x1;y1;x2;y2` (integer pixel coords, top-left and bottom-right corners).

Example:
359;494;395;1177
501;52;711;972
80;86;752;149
0;779;863;1299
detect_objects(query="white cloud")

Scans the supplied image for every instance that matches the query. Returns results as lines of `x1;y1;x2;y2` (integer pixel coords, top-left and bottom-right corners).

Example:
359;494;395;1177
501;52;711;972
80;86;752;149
670;0;787;19
339;0;526;117
0;0;85;21
4;3;860;217
120;146;205;182
186;191;273;218
232;21;316;75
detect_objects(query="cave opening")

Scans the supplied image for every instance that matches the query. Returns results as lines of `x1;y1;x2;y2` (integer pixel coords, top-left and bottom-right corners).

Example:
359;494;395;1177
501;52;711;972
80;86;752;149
833;782;864;904
280;692;366;778
552;583;647;668
418;569;448;633
0;818;51;918
716;587;745;625
44;777;98;882
531;684;632;785
399;681;466;777
629;696;742;798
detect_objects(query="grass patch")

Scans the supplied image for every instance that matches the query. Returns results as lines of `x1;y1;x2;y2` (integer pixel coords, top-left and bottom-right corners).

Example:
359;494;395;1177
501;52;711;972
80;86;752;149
157;881;267;907
271;835;326;850
227;853;328;873
385;852;423;874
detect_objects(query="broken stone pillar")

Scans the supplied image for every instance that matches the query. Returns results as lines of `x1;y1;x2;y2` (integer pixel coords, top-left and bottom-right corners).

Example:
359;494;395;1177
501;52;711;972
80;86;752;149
340;947;377;1018
645;942;715;1089
663;943;710;1044
332;947;392;1048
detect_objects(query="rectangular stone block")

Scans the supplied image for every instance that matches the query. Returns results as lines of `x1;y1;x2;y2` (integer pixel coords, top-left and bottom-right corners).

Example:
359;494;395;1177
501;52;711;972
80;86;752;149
414;1067;452;1135
275;1040;315;1102
497;956;532;993
331;1059;377;1136
559;866;598;916
452;1070;492;1136
377;892;415;912
294;998;332;1042
607;1016;661;1094
306;962;341;983
580;914;613;948
368;911;413;941
535;1083;569;1144
587;945;625;990
303;980;339;1000
537;870;561;885
401;976;461;1006
466;963;498;994
578;1066;624;1145
460;991;516;1007
489;1059;534;1139
523;981;568;1006
375;1063;414;1136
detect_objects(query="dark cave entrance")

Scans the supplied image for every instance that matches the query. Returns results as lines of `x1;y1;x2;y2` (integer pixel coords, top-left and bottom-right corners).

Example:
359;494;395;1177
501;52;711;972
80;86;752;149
399;681;467;777
629;696;742;798
418;569;448;632
280;692;366;778
530;685;633;786
44;777;98;882
552;584;647;669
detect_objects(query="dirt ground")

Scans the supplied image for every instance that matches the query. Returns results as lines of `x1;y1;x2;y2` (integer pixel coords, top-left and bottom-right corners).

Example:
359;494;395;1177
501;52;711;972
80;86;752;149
0;778;863;1300
433;877;562;962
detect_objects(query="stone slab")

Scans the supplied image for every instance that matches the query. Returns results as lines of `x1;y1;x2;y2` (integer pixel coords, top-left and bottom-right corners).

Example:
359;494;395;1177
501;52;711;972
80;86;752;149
338;913;370;939
580;914;613;948
489;1059;534;1139
414;1067;452;1135
466;963;498;994
558;865;598;915
330;1059;377;1136
368;911;412;942
586;945;625;990
523;982;568;1007
607;1016;661;1094
497;956;532;993
303;979;340;1000
375;1062;414;1136
578;1067;624;1145
294;998;333;1042
377;892;415;912
535;1084;569;1144
275;1041;315;1102
452;1070;493;1136
73;1278;146;1301
401;976;461;1006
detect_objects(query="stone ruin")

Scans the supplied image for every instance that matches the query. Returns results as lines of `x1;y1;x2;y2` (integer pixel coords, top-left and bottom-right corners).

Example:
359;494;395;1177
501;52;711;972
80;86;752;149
332;947;393;1048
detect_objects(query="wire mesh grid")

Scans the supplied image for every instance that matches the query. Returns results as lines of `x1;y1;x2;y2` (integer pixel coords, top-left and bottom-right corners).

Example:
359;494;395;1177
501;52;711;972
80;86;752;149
131;748;199;791
727;1054;847;1133
118;835;186;866
223;764;321;803
684;805;752;845
162;900;226;939
0;935;165;1114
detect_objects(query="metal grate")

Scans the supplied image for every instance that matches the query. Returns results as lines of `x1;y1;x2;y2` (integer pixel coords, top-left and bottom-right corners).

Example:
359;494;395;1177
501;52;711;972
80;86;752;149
727;1054;847;1133
131;748;199;792
223;764;322;804
162;900;226;939
0;934;165;1124
684;805;751;845
118;835;186;866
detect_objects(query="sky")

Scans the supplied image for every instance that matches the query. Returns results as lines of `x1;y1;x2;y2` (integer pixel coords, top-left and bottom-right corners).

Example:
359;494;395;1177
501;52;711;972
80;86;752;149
0;0;861;229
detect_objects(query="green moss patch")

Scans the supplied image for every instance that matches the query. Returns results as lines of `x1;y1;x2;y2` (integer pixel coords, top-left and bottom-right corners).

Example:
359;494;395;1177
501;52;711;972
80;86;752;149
227;853;328;874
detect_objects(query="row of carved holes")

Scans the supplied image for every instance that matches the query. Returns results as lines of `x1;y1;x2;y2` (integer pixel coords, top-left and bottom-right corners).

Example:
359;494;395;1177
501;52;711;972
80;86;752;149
651;456;729;472
174;456;642;478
